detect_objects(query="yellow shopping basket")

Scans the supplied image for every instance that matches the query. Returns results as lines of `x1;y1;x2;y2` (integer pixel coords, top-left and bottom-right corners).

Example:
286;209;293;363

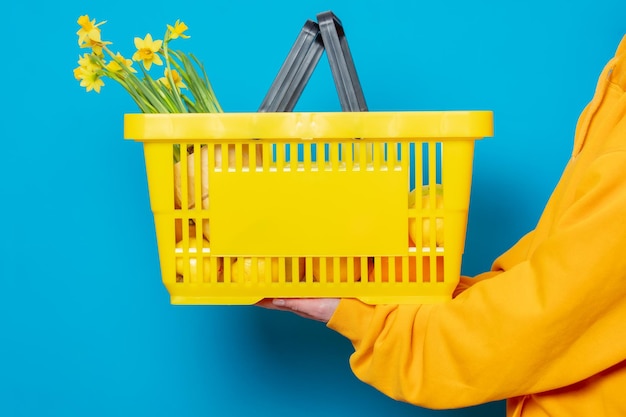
125;111;493;304
124;11;493;304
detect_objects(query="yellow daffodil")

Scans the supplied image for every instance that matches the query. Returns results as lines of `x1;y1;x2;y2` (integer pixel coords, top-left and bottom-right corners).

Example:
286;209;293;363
77;53;101;73
132;34;163;70
76;15;106;46
77;15;111;56
166;20;190;40
106;53;136;74
80;36;112;57
73;66;84;81
159;68;186;89
77;67;105;93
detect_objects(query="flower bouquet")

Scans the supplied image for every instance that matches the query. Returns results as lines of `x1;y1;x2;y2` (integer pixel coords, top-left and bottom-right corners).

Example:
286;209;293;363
74;15;261;242
74;15;221;114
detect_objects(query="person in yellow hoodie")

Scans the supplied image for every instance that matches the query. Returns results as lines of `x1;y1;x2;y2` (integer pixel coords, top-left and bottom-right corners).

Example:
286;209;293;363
259;34;626;416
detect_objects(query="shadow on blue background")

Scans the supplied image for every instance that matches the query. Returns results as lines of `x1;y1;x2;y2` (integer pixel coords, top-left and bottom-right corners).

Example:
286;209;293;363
1;0;624;416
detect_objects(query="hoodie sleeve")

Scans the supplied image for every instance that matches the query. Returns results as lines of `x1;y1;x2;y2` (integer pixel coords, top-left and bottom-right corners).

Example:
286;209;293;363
327;151;626;409
453;230;537;297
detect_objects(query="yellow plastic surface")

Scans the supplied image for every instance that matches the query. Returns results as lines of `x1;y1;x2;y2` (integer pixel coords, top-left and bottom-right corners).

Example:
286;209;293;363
124;111;493;305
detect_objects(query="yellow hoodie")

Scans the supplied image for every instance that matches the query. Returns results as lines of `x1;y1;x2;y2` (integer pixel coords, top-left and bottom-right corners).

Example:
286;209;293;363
327;35;626;416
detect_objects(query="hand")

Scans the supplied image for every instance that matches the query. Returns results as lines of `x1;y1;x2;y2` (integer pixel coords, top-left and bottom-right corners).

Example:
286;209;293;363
256;298;340;323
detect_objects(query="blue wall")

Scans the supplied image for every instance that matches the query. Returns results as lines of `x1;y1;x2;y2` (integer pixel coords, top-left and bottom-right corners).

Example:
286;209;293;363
2;1;624;416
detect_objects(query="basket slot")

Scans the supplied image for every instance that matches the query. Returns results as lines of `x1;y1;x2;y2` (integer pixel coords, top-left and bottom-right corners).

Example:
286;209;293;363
217;256;307;284
312;256;365;283
173;237;222;284
316;143;326;167
248;141;408;170
417;141;442;185
178;144;190;210
193;145;203;210
289;143;299;171
329;142;340;171
367;255;445;284
303;143;313;171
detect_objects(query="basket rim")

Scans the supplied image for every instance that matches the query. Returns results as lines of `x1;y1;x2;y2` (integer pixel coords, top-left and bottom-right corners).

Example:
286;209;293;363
124;111;493;142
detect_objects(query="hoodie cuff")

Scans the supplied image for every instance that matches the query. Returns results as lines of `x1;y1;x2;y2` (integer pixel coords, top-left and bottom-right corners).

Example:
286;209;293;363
326;298;377;344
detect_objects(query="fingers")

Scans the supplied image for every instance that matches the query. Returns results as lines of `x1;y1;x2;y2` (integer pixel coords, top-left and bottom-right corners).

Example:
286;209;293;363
271;298;340;323
255;298;277;309
255;298;340;322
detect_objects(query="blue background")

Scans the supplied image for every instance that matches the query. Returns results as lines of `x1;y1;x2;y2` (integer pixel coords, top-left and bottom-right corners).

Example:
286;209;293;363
2;1;624;416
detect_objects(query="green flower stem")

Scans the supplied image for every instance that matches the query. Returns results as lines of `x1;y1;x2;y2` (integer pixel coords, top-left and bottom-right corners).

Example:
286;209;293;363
168;50;222;113
190;53;223;113
161;39;186;111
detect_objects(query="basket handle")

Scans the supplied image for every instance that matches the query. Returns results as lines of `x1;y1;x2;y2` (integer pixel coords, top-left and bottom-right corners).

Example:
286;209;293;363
258;20;323;112
258;11;368;112
317;11;368;112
